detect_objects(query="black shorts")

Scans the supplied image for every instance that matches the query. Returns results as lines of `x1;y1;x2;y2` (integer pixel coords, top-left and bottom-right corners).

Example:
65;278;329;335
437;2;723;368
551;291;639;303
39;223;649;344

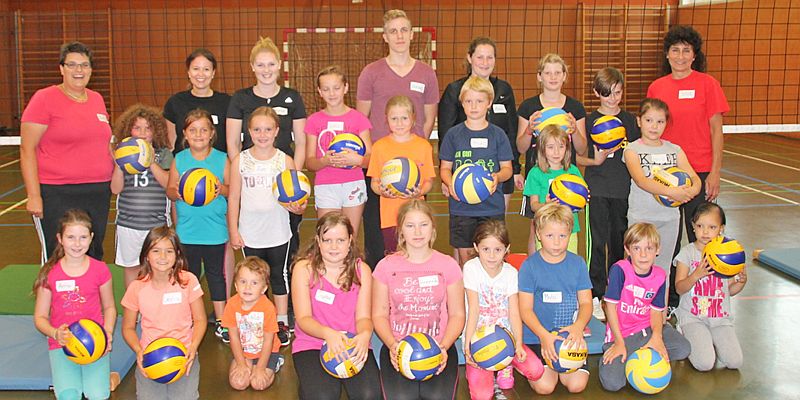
247;352;285;372
520;195;535;218
501;178;515;195
449;214;505;248
526;343;590;373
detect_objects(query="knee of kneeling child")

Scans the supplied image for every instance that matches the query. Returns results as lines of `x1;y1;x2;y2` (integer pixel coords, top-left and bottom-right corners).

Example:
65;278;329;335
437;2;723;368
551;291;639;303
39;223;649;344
230;375;250;391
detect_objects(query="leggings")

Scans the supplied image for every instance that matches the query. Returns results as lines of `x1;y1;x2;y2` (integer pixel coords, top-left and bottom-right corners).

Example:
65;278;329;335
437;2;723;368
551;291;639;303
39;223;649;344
38;182;111;261
465;345;544;400
379;344;459;400
244;242;291;296
183;243;227;301
49;349;110;400
292;349;381;400
680;322;743;371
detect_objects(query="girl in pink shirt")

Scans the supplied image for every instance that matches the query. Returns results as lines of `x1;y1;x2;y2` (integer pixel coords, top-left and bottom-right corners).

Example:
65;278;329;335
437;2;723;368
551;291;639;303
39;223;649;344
33;209;116;400
121;226;207;399
305;66;373;234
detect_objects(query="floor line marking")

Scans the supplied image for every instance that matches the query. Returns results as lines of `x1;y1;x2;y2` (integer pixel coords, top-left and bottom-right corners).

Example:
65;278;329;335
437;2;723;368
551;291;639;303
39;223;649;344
0;159;19;169
0;198;27;217
722;169;800;196
720;178;799;205
723;149;800;172
738;294;800;300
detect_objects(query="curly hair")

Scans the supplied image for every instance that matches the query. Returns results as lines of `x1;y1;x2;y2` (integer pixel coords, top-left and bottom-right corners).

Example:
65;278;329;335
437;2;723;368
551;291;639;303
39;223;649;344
113;104;170;149
662;25;706;74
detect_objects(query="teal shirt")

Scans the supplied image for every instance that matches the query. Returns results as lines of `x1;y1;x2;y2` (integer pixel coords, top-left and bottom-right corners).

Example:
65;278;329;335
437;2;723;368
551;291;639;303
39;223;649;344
175;148;228;244
523;164;582;233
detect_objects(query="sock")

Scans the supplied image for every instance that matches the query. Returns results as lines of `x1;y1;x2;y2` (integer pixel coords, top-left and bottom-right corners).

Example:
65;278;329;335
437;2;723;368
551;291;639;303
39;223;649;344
278;314;288;324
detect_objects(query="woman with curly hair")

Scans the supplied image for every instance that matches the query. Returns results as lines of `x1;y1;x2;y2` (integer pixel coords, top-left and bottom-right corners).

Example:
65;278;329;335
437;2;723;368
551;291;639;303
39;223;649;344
111;104;173;287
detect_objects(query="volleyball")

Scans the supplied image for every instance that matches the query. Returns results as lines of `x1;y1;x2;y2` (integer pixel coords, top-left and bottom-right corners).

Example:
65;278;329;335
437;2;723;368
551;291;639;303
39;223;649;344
114;136;154;174
396;332;443;381
319;332;365;379
651;167;692;207
534;107;571;134
142;337;188;384
328;133;365;169
178;168;219;207
625;347;672;394
451;163;494;204
545;331;587;373
62;319;108;365
380;157;421;196
469;324;515;371
273;169;311;206
591;115;626;151
548;173;589;212
703;236;746;278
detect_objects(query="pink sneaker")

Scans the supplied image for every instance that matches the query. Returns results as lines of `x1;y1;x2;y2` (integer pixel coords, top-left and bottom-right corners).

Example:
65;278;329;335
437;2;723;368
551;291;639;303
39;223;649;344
496;365;515;390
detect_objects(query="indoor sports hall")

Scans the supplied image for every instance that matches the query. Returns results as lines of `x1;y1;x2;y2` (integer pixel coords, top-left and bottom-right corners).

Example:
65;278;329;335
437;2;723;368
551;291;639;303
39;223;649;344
0;0;798;398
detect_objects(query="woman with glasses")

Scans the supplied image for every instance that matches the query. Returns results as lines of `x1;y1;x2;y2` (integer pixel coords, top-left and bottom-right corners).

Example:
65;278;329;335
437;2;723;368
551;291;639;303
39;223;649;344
20;41;114;262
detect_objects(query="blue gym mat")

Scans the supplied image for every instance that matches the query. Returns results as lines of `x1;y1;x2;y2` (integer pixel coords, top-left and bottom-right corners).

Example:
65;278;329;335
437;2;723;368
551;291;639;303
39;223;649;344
0;315;137;390
757;248;800;280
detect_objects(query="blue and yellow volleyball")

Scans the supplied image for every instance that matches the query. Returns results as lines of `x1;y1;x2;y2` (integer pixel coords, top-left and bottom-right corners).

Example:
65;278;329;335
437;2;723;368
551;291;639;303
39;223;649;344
397;332;443;381
626;347;672;394
381;157;421;196
178;168;219;207
651;167;692;207
545;331;588;373
703;236;746;278
114;137;154;174
62;319;108;365
548;173;589;212
469;325;515;371
328;133;365;169
591;115;626;151
272;169;311;206
142;337;188;384
535;107;570;134
319;332;365;379
452;163;494;205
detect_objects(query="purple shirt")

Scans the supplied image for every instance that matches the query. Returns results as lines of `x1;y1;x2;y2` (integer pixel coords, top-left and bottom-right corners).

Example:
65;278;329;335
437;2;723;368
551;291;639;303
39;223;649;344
357;58;439;141
604;259;666;342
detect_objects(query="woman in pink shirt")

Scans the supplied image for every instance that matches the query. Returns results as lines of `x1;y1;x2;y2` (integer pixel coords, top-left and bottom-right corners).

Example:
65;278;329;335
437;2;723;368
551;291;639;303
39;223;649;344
21;41;114;261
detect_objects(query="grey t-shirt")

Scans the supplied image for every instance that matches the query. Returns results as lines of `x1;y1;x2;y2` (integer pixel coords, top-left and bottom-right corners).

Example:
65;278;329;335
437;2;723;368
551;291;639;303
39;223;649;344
674;243;734;328
623;138;681;222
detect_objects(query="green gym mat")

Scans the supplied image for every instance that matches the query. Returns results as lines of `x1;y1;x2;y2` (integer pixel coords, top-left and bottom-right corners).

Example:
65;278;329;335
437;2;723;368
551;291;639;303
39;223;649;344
0;264;128;315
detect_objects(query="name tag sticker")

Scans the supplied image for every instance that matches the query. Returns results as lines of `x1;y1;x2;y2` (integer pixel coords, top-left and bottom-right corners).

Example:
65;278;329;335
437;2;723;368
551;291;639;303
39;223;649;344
410;81;426;93
471;138;489;148
418;275;439;288
327;121;345;132
55;280;76;292
492;104;507;114
273;107;288;116
315;289;335;305
163;292;182;305
678;90;696;99
211;114;219;125
97;114;109;123
543;291;562;303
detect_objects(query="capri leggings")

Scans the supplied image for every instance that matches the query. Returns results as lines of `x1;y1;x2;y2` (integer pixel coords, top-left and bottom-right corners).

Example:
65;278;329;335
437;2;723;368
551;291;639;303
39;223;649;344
183;243;227;301
379;345;459;400
292;349;381;400
243;242;291;295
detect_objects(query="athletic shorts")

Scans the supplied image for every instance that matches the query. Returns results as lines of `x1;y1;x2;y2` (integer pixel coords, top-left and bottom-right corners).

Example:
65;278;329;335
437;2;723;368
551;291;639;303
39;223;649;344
314;180;367;209
115;225;150;267
449;214;505;248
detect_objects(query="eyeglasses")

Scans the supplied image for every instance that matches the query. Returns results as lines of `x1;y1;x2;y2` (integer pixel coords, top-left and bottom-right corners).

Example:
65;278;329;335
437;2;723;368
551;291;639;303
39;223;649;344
62;62;92;70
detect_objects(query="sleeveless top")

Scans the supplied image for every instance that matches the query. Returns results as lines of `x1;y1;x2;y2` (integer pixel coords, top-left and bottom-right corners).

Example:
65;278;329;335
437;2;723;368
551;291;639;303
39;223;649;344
238;149;291;248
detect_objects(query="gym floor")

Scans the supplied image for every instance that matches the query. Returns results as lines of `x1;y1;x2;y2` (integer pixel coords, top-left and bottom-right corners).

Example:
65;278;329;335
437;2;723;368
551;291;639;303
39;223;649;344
1;133;799;399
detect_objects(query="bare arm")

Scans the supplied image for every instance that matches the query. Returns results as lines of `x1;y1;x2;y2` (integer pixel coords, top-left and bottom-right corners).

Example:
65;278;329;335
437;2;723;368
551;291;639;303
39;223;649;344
440;280;466;350
186;295;208;373
356;100;372;119
110;165;124;194
706;113;724;201
226;118;243;161
99;279;117;349
422;103;437;139
166;159;181;201
292;118;307;170
227;155;243;249
166;120;177;150
516;115;534;154
20;122;47;217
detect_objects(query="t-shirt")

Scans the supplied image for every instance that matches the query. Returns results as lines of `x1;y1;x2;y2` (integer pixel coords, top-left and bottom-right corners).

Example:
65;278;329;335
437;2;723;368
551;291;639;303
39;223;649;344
438;76;520;174
292;264;364;353
517;95;585;173
462;257;518;331
227;86;307;157
116;147;173;231
366;135;436;228
163;90;231;154
623;139;682;222
236;149;291;248
674;243;734;328
304;109;371;185
439;123;514;217
222;294;281;357
647;71;729;173
46;258;111;350
604;259;666;342
373;251;462;343
584;110;640;199
175;148;228;245
121;270;204;350
522;164;582;233
517;252;591;344
356;58;439;141
21;85;113;185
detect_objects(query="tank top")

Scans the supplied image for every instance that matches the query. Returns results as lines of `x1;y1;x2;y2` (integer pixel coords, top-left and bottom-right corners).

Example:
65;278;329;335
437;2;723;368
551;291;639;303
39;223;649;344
238;149;291;248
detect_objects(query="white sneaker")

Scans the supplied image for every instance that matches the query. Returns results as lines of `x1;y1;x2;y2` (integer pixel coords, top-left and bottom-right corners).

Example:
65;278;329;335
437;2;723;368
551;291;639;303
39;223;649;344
592;297;606;321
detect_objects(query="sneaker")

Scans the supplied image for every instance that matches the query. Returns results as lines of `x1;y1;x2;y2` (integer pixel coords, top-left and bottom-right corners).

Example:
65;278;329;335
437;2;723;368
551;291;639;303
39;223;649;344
592;297;606;322
215;320;230;343
496;365;515;390
277;321;291;346
287;308;295;333
274;354;285;373
667;306;678;319
583;325;592;337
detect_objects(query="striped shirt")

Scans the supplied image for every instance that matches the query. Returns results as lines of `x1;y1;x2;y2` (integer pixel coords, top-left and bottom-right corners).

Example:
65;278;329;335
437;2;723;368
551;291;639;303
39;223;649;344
116;147;172;230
